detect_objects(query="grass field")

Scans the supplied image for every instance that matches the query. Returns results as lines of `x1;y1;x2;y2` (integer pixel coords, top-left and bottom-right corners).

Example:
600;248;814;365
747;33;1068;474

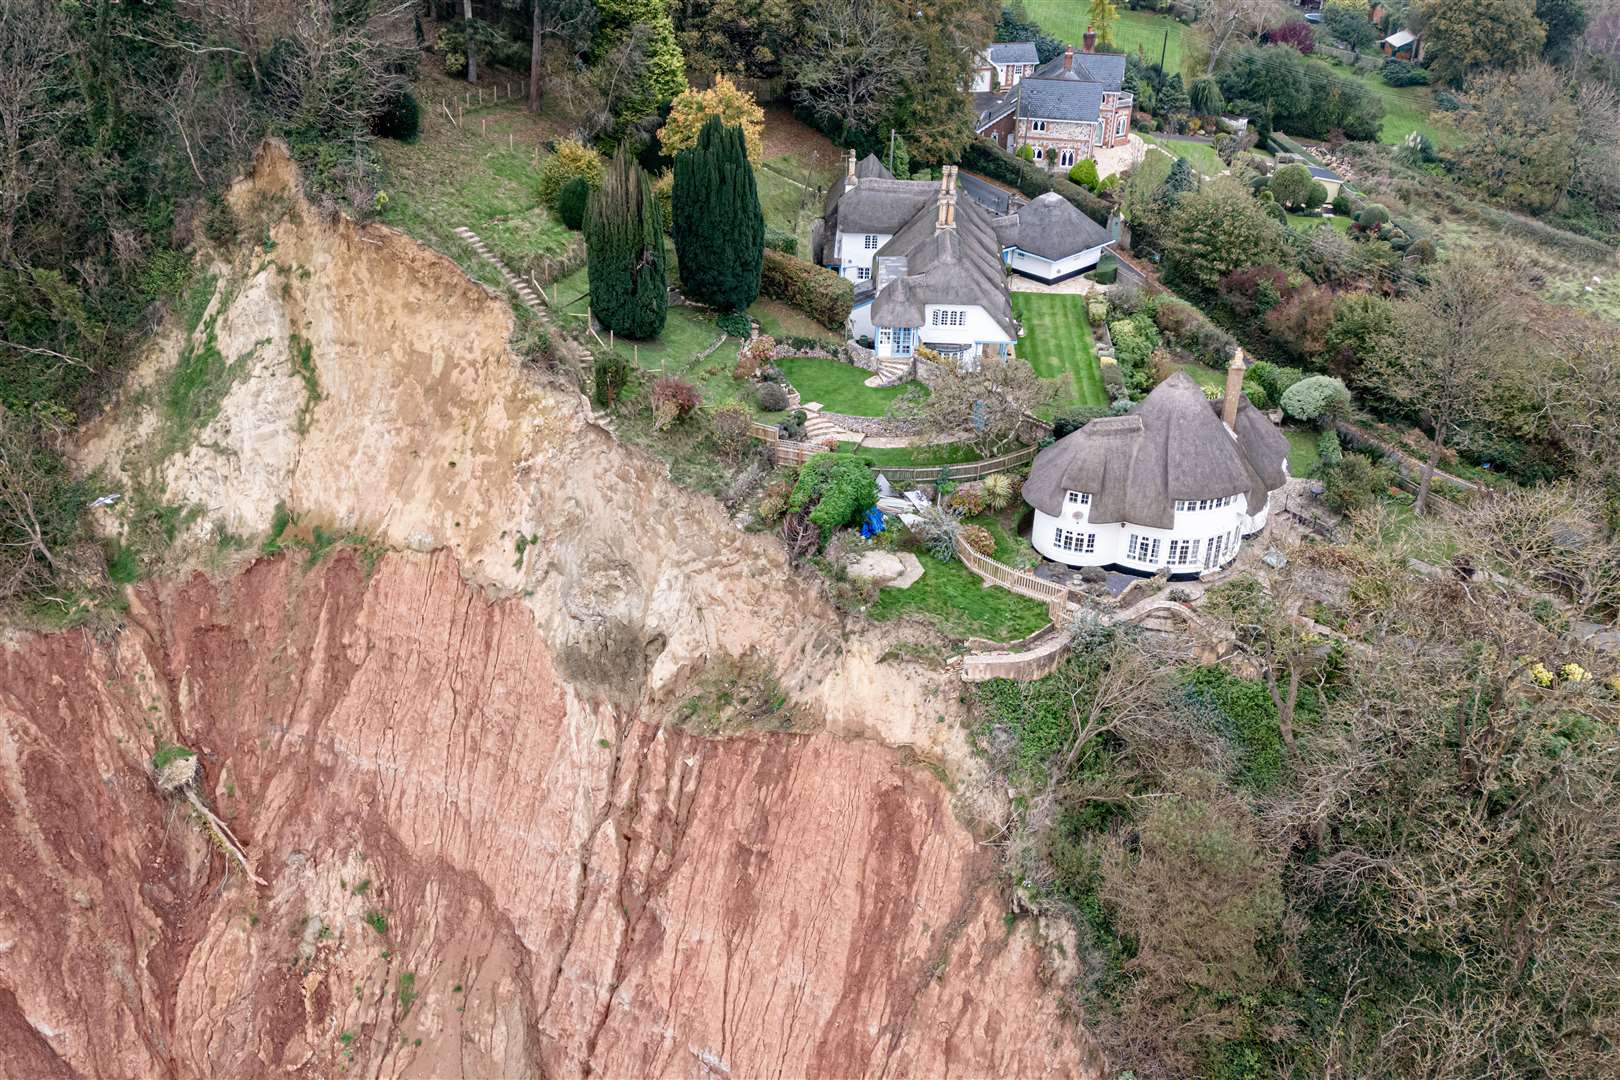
756;156;830;258
1025;3;1189;73
1012;292;1107;410
377;80;573;288
869;552;1051;640
1319;57;1456;148
1286;428;1323;478
776;356;922;415
749;297;842;346
1143;133;1225;177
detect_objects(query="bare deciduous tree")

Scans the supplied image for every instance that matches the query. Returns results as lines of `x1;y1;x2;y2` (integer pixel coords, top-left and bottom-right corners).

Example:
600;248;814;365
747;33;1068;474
787;0;920;137
529;0;595;112
1371;249;1531;514
0;0;73;265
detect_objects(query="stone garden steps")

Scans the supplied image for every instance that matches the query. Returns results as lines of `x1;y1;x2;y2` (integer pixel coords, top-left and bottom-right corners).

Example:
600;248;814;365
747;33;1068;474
862;355;914;388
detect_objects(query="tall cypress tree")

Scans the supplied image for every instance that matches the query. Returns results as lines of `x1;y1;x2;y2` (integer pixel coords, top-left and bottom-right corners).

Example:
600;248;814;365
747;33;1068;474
672;117;764;313
586;147;667;340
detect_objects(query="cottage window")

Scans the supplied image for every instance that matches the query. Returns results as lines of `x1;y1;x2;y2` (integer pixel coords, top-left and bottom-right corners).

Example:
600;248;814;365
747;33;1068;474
1169;539;1202;565
1031;120;1047;133
1054;528;1096;554
929;308;965;327
856;266;872;281
863;234;880;250
1128;534;1161;564
1065;491;1091;509
894;327;914;355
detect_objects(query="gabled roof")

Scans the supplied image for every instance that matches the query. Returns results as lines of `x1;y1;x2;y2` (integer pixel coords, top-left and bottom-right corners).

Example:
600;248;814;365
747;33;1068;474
1017;77;1104;122
1032;49;1126;93
869;196;1018;338
1003;192;1112;261
985;41;1039;65
1382;29;1417;48
855;153;894;180
1022;372;1289;529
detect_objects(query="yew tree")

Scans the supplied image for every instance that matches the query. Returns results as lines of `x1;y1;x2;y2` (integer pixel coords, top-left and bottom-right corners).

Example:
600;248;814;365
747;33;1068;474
586;147;668;339
672;117;764;313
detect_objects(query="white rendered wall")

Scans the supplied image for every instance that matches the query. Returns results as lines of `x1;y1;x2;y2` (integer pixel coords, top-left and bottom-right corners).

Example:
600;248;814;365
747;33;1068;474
847;301;874;342
915;304;1013;348
833;231;892;281
1030;495;1258;574
1006;244;1107;282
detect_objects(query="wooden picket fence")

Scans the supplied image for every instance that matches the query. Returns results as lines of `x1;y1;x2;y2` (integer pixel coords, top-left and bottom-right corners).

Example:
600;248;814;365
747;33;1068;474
954;537;1073;606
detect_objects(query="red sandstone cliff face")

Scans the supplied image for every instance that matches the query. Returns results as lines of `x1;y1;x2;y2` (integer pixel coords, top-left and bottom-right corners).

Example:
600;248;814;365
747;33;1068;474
0;553;1097;1078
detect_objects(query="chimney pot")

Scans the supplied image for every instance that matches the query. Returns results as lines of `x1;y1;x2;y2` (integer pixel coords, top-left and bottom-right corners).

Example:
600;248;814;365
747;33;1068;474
1064;45;1074;71
846;149;857;185
1083;27;1096;53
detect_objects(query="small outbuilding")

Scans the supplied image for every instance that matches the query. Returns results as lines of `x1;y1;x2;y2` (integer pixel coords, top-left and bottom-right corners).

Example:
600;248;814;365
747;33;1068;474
1306;164;1344;202
1022;355;1290;576
1380;29;1421;60
999;192;1114;284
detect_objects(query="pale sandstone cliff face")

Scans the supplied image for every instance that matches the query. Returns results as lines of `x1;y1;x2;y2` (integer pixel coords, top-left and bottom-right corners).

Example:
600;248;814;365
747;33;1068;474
0;144;1099;1077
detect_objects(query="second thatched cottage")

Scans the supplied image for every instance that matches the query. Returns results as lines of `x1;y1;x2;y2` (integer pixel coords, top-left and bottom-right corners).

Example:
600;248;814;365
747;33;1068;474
1021;354;1291;576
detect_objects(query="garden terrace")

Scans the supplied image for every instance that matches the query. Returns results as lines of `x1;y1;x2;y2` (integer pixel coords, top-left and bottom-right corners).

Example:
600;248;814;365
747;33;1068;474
775;357;926;416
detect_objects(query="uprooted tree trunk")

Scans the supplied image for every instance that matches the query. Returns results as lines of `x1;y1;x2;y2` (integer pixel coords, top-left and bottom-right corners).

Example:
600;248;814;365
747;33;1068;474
152;747;267;886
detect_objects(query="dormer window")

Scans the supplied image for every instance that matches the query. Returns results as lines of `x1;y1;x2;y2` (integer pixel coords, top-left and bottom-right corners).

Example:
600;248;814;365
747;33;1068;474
1065;491;1091;509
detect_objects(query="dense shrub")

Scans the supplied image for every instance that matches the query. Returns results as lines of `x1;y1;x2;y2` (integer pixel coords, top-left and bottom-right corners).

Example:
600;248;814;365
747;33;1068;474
1331;192;1352;216
1053;407;1112;438
1182;666;1296;792
1316;428;1343;470
1321;450;1393;512
1248;360;1304;404
717;310;752;337
959;523;996;556
735;333;774;378
372;91;420;142
947;484;988;516
594;352;629;407
709;400;755;460
982;471;1018;510
912;504;961;561
651;376;700;417
1218;44;1384;142
1067;159;1101;192
787;454;877;541
1380;59;1430;86
759;249;853;330
1086;298;1109;327
556;177;589;231
538;139;605;211
763;227;797;254
673;117;764;313
1279;374;1351;424
1354;202;1390;230
755;380;789;412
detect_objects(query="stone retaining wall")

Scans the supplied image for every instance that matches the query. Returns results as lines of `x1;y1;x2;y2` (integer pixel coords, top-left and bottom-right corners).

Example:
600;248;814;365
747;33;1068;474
818;410;924;437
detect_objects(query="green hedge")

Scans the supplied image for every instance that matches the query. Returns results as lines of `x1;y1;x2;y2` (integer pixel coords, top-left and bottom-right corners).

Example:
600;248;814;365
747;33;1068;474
764;227;798;255
959;142;1111;227
760;248;853;331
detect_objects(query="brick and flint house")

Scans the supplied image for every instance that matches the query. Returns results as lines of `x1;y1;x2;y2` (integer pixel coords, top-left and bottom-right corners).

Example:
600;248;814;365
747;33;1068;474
971;41;1039;92
973;29;1133;170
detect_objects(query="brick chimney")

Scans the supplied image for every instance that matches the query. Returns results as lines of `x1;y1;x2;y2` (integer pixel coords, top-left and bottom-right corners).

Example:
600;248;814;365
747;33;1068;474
1063;45;1074;72
936;165;958;229
846;148;857;186
1083;27;1096;53
1222;348;1247;432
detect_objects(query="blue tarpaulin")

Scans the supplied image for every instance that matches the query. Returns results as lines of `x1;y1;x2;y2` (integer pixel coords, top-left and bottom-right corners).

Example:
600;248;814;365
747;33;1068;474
859;506;886;538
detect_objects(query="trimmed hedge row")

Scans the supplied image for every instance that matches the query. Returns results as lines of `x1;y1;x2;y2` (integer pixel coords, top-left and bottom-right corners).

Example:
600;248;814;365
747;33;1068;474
760;248;853;331
959;142;1111;227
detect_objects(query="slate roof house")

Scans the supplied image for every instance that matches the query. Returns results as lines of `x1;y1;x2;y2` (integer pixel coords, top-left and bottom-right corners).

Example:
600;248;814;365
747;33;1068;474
1022;354;1290;576
975;29;1134;169
972;41;1040;92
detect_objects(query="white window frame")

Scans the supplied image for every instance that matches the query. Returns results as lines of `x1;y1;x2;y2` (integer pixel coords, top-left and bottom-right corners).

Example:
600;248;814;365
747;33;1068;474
1032;145;1045;161
1054;528;1096;555
1059;148;1075;168
1116;114;1127;137
856;266;872;281
929;308;966;328
1128;534;1161;564
1031;119;1047;133
863;234;880;250
894;327;914;356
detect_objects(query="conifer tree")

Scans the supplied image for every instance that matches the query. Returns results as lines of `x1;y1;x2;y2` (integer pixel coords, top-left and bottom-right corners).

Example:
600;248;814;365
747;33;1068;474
672;117;764;313
586;148;667;340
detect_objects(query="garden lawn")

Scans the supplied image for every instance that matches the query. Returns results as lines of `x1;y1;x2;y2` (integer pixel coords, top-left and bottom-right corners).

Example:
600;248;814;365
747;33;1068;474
776;356;923;416
835;441;983;467
550;267;765;413
1143;134;1225;178
1288;212;1352;233
869;553;1051;641
1025;3;1188;74
377;91;573;288
1286;428;1323;479
1012;293;1107;410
